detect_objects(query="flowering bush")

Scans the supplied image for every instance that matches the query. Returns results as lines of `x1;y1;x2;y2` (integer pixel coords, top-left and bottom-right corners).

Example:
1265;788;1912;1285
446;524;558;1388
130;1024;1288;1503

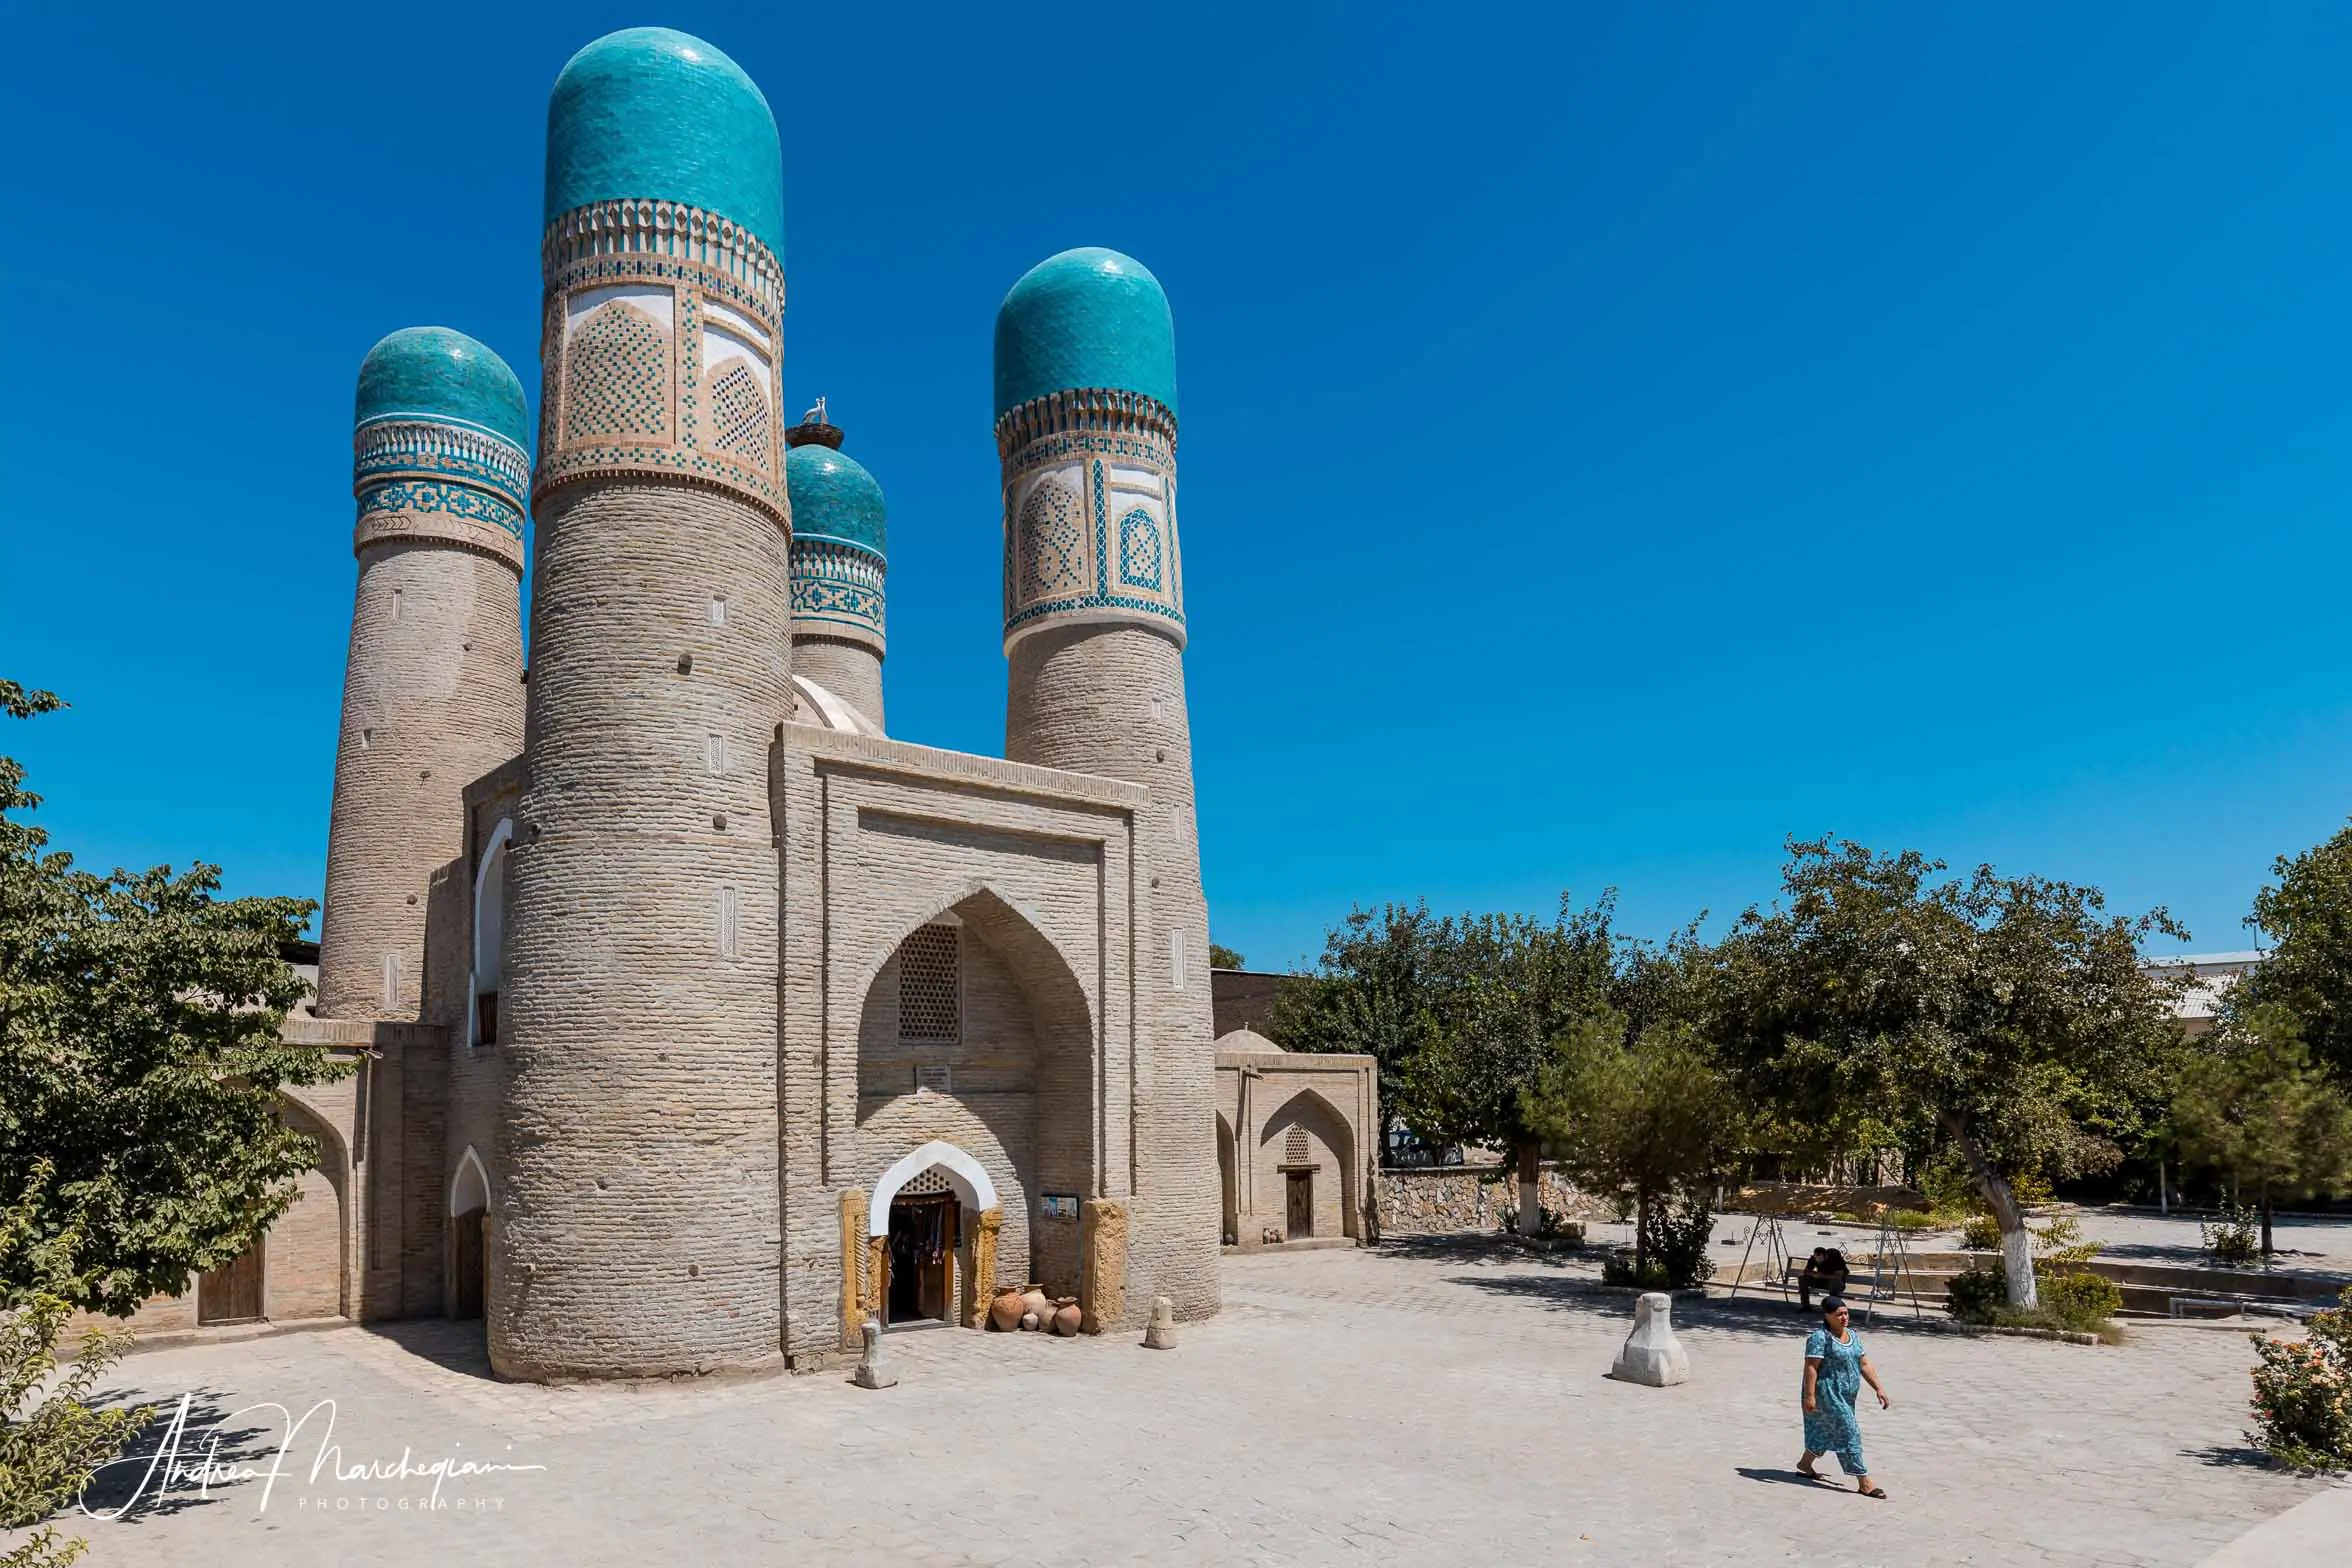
1960;1214;2001;1251
2248;1291;2352;1472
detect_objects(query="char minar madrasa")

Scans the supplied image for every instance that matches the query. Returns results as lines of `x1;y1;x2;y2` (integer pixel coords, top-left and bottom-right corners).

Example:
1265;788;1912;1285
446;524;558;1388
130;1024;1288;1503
129;26;1375;1377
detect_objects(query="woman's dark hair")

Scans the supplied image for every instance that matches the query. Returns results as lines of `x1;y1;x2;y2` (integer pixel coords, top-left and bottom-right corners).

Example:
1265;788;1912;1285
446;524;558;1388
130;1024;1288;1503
1818;1294;1847;1318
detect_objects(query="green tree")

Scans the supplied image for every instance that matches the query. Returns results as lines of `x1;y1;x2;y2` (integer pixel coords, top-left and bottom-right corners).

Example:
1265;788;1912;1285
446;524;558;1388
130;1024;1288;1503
2171;1006;2352;1257
2;1163;147;1568
1263;902;1446;1155
1389;898;1626;1235
2238;822;2352;1085
1524;1011;1744;1280
1208;942;1245;970
0;681;349;1314
1713;839;2187;1309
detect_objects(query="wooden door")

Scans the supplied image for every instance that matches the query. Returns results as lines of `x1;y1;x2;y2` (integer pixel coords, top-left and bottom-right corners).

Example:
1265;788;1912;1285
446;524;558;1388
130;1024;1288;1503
198;1240;264;1325
1286;1172;1313;1240
452;1206;486;1319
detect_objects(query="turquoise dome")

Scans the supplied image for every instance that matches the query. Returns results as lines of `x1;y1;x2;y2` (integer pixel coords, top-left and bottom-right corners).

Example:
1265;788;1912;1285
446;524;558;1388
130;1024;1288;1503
545;27;783;259
993;247;1177;418
786;444;886;556
353;327;529;450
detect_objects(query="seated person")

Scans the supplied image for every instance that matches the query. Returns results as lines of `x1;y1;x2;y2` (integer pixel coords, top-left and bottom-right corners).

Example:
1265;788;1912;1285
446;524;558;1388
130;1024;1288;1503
1798;1246;1850;1307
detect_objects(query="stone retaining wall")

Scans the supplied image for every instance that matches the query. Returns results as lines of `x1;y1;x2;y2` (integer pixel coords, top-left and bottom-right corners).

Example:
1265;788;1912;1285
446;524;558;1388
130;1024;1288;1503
1378;1164;1616;1237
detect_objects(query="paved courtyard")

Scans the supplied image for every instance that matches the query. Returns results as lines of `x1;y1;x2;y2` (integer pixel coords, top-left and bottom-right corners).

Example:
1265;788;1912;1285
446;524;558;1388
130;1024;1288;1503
50;1243;2328;1567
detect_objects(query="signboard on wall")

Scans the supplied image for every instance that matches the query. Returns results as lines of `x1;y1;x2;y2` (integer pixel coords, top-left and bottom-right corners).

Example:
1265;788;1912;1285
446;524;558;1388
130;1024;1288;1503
1039;1193;1079;1219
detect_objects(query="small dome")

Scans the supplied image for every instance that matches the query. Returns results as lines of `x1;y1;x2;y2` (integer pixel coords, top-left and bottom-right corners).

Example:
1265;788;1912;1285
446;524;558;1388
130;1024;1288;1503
546;27;783;258
993;247;1177;419
354;327;529;451
1215;1028;1281;1054
786;443;886;556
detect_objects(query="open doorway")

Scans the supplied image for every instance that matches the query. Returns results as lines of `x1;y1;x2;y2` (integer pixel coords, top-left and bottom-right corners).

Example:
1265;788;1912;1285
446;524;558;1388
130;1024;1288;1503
885;1193;958;1326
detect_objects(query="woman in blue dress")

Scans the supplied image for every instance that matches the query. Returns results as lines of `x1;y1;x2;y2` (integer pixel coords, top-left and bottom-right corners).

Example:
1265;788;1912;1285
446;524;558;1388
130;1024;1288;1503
1800;1295;1890;1497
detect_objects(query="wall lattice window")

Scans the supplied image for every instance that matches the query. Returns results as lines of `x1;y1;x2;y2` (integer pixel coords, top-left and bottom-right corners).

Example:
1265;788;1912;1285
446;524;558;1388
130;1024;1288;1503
1018;480;1084;600
564;302;670;443
897;925;960;1043
708;361;770;464
1285;1125;1310;1165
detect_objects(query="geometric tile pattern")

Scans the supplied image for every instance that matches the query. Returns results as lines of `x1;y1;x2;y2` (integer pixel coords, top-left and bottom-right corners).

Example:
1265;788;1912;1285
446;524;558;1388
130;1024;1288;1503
564;302;670;443
355;478;525;539
1117;507;1162;592
708;361;769;464
787;537;884;644
996;391;1185;649
895;925;959;1044
1018;479;1085;600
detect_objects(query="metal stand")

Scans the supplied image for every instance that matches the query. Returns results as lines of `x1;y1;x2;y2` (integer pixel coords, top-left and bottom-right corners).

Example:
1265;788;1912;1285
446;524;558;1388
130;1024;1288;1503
1858;1209;1927;1322
1725;1211;1791;1302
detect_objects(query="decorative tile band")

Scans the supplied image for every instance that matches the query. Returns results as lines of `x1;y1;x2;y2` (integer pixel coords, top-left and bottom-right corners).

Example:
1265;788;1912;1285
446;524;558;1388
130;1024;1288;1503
542;198;783;320
534;202;788;526
353;418;530;512
994;387;1176;460
353;479;526;569
789;537;885;651
1000;442;1184;653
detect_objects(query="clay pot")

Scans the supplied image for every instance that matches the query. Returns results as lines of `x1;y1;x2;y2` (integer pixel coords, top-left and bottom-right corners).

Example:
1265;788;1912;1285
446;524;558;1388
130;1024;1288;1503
1021;1288;1051;1323
989;1290;1025;1332
1019;1311;1040;1332
1052;1302;1082;1336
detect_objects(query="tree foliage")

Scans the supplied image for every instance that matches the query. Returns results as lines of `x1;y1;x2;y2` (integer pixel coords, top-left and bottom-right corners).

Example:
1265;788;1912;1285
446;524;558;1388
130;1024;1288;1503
1712;838;2187;1307
1207;942;1245;970
0;682;348;1314
1524;1012;1743;1281
2238;822;2352;1085
2;1163;147;1568
2171;1006;2352;1255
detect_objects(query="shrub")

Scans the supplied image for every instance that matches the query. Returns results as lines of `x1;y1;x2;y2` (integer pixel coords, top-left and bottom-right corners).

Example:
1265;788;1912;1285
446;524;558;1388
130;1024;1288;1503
1602;1252;1671;1290
2203;1204;2262;1266
2040;1271;2124;1331
1946;1265;2009;1322
1960;1215;2001;1252
1645;1195;1717;1288
1946;1264;2122;1337
2247;1290;2352;1471
1888;1209;1934;1233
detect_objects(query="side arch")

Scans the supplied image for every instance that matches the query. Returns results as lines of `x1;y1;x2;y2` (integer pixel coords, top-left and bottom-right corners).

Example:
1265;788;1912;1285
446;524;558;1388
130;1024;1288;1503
450;1145;492;1218
868;1140;999;1236
468;817;512;1047
271;1092;350;1319
1258;1085;1362;1241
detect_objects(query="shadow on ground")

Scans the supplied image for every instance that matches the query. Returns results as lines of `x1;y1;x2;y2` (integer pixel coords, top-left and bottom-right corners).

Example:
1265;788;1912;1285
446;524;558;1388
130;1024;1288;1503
74;1391;278;1522
357;1317;498;1383
1437;1266;1951;1344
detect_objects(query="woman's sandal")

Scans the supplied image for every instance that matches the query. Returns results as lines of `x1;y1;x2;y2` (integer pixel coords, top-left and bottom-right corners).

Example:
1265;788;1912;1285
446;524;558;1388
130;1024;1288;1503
1858;1485;1887;1499
1797;1460;1825;1481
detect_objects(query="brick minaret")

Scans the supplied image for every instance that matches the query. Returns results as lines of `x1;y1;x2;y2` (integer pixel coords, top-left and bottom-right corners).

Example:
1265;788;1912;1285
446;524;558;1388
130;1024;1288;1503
495;27;789;1379
994;248;1221;1322
784;414;887;730
317;328;528;1021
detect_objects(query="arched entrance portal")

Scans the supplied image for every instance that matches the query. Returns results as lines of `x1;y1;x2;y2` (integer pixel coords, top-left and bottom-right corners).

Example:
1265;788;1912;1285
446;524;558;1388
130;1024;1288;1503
449;1148;491;1321
869;1141;999;1329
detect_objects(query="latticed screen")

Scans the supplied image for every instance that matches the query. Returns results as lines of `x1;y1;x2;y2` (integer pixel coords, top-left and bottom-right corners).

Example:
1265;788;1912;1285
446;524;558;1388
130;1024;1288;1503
1285;1125;1310;1165
898;925;959;1042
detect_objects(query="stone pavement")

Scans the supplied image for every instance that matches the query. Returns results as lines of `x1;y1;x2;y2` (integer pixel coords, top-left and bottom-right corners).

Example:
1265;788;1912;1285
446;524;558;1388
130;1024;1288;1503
42;1243;2324;1568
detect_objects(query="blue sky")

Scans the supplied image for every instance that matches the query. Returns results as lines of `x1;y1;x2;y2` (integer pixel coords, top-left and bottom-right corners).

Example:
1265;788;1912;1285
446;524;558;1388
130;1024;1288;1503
5;2;2350;969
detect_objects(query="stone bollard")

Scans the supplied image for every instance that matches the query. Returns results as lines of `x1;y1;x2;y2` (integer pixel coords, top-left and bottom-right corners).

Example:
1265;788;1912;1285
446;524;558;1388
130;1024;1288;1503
1610;1292;1689;1387
1142;1295;1177;1350
852;1318;898;1389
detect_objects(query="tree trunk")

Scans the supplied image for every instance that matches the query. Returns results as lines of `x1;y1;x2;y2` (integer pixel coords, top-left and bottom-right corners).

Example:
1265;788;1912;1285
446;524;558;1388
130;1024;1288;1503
1516;1140;1541;1238
1944;1116;2039;1310
2260;1185;2274;1259
1634;1188;1651;1277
